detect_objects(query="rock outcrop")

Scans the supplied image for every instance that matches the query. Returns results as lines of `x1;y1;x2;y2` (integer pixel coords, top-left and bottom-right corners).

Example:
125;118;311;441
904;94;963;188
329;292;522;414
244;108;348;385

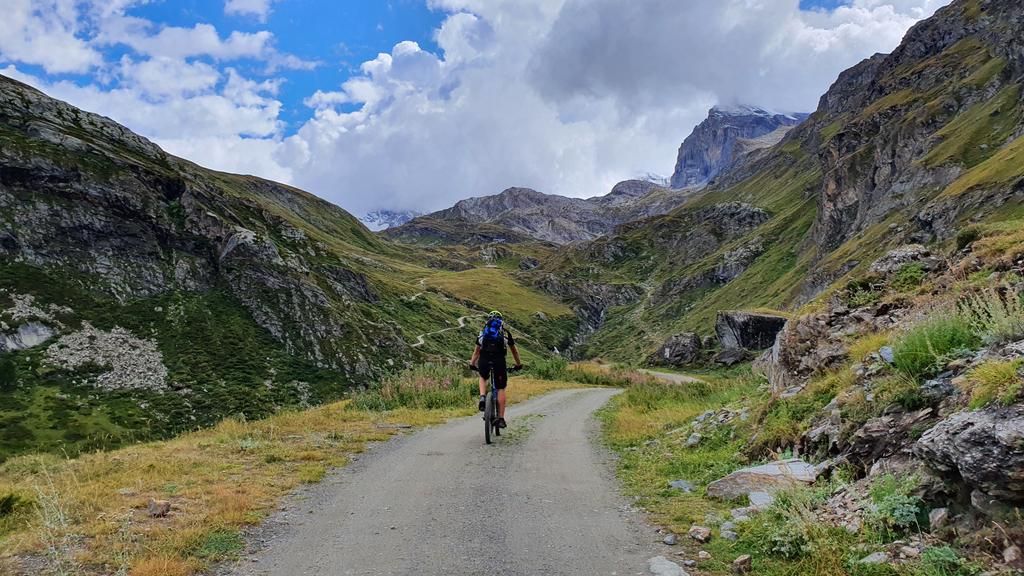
670;105;809;189
915;406;1024;503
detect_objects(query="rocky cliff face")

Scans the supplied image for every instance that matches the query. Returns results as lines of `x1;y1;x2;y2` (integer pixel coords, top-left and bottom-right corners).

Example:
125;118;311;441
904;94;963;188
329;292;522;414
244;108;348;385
669;105;809;189
386;181;695;245
797;0;1024;257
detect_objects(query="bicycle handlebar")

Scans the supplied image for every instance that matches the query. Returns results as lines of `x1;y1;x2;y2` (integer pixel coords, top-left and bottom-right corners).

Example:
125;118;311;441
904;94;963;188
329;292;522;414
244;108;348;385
468;364;524;373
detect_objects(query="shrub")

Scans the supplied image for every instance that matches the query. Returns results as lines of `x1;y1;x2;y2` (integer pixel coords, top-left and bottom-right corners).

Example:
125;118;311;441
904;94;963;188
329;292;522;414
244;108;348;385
0;356;16;389
529;357;568;380
960;286;1024;345
962;358;1024;408
866;474;922;536
349;363;474;411
892;316;981;379
955;226;983;251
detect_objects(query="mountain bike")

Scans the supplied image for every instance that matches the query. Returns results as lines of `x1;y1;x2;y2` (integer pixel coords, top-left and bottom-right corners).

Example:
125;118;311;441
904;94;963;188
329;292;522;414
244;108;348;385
472;365;521;445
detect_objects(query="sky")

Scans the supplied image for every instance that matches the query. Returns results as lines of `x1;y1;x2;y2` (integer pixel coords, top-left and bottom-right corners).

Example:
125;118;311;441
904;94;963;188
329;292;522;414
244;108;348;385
1;0;951;216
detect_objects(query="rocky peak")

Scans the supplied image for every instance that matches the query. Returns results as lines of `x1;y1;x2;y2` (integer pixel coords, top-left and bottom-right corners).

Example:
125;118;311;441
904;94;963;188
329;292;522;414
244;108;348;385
359;209;421;231
670;105;810;189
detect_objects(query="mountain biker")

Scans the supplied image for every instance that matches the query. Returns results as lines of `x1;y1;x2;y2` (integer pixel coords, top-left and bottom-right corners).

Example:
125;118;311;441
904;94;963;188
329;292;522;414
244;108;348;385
469;311;522;429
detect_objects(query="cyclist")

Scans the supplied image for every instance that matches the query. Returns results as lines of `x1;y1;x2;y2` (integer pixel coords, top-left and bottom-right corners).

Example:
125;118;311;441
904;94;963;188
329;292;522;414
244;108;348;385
469;311;522;429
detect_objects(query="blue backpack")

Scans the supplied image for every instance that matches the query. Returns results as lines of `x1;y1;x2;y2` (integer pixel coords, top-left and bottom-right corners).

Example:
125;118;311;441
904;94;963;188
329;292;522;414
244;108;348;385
480;317;506;356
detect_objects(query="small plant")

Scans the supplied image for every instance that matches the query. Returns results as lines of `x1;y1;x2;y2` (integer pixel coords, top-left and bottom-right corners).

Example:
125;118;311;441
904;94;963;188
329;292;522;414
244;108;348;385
891;263;928;292
915;546;981;576
960;286;1024;345
892;315;981;379
866;474;922;536
845;278;883;309
962;358;1024;408
194;529;244;560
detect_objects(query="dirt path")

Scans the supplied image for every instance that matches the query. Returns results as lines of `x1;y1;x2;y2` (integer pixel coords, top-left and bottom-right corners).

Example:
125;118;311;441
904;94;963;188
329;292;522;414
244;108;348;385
641;369;706;385
410;313;483;348
226;388;659;576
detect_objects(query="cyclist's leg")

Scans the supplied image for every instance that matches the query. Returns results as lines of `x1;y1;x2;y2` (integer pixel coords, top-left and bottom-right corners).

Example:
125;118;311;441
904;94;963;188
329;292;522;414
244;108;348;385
478;361;493;410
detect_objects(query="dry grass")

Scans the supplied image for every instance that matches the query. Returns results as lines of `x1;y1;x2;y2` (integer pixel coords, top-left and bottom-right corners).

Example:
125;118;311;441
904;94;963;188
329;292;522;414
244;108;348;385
847;330;891;362
0;376;572;575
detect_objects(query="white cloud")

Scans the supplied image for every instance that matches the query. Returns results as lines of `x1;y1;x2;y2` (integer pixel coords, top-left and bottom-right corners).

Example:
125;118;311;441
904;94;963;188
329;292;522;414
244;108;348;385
225;0;276;22
278;0;949;215
0;0;952;218
0;0;102;73
99;22;273;60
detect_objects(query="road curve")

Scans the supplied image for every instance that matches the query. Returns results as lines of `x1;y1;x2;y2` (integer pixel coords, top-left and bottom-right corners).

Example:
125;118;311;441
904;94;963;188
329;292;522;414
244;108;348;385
227;388;654;576
640;369;705;385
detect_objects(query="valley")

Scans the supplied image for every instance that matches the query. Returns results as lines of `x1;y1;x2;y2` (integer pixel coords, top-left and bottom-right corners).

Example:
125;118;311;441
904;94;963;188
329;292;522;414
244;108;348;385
1;0;1024;574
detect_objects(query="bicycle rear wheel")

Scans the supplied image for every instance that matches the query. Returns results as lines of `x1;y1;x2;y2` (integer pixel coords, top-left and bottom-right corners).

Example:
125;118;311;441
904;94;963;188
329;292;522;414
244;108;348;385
484;393;493;444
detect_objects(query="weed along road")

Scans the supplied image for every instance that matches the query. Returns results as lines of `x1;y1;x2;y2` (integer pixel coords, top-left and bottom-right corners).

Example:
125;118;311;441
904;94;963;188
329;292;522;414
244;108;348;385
228;388;653;576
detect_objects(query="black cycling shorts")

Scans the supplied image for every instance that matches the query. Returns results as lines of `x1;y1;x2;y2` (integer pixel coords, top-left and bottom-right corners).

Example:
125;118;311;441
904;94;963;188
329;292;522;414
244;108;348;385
478;357;508;389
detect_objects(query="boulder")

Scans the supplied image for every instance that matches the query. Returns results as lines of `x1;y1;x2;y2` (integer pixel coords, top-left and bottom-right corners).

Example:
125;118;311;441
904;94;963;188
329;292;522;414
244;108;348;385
648;333;702;367
706;459;817;501
715;311;788;351
914;405;1024;502
928;507;949;531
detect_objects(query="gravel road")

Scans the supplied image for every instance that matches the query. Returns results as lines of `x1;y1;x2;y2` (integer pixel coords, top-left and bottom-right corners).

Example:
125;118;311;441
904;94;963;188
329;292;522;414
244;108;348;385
227;388;656;576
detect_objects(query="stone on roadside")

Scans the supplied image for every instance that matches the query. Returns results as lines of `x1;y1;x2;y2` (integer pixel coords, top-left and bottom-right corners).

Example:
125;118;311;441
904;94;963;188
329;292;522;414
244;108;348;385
698;551;712;561
147;498;171;517
706;459;817;501
684;433;702;447
721;530;738;541
663;533;678;546
647;555;689;576
732;554;753;574
688;525;712;542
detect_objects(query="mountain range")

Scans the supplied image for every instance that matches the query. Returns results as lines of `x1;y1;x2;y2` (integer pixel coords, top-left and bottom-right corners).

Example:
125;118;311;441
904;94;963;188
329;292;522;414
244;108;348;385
1;0;1023;463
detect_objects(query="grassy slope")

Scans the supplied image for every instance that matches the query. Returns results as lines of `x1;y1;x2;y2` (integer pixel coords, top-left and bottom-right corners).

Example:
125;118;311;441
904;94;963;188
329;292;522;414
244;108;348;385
0;375;578;576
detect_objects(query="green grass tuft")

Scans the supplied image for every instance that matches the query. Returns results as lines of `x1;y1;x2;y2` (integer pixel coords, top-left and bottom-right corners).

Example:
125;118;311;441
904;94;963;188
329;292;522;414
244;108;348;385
891;316;981;379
